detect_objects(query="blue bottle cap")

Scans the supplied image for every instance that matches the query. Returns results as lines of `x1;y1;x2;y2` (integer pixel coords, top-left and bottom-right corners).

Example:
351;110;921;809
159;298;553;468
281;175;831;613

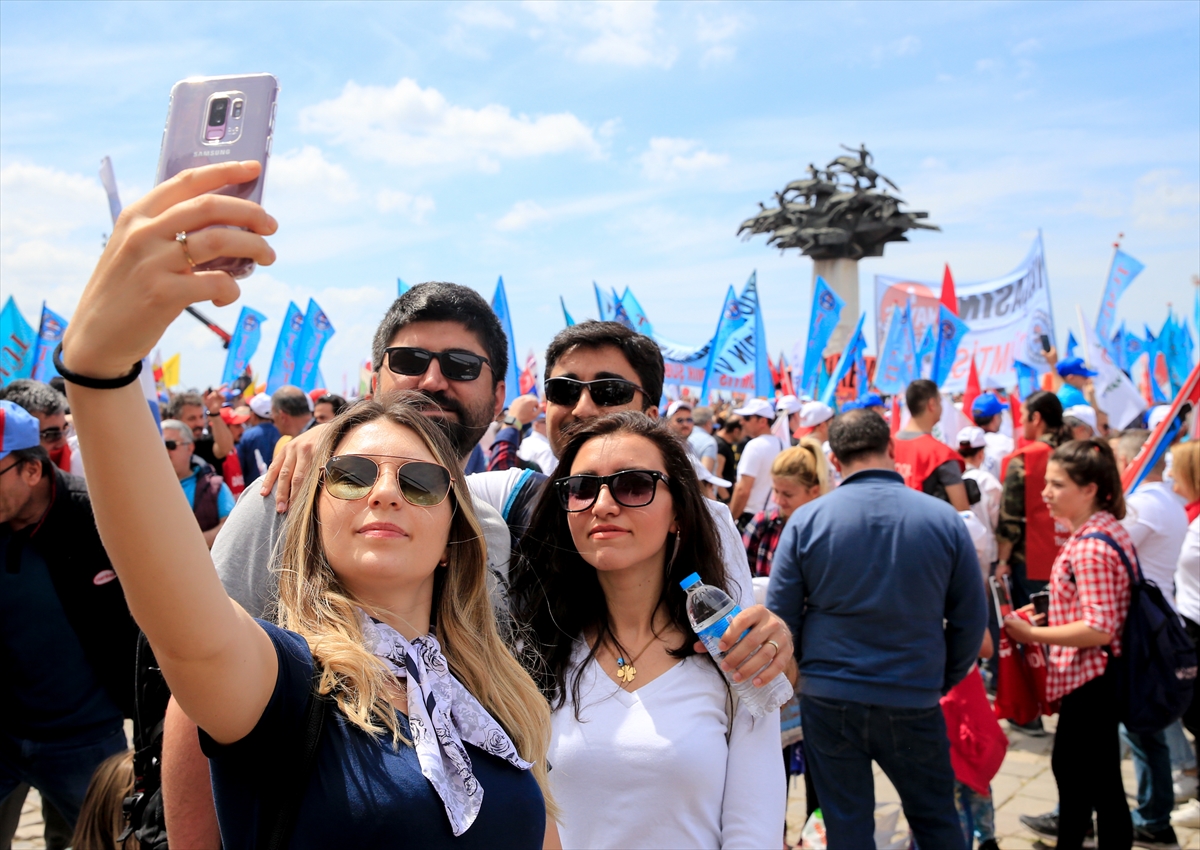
680;572;702;590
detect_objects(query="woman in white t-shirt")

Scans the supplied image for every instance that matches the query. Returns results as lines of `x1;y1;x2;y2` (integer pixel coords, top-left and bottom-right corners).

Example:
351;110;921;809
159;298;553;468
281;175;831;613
511;412;785;849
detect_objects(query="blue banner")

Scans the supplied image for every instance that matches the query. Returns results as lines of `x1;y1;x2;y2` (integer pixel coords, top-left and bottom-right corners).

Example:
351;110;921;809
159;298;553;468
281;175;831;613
1096;248;1145;342
221;306;268;388
874;300;917;395
267;302;306;394
0;296;36;386
1013;359;1040;400
31;304;68;382
700;273;769;400
916;326;935;380
821;313;867;407
799;276;845;397
932;304;971;388
560;296;575;327
492;277;521;407
1121;326;1147;375
292;299;336;393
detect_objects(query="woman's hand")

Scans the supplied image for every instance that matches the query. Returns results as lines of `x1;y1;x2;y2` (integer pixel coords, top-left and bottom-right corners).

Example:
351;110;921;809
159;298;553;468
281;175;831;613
61;161;276;379
693;605;794;687
1002;614;1036;644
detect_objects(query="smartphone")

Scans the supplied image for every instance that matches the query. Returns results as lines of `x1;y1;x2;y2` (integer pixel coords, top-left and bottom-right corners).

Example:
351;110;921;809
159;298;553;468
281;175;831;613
1030;590;1050;620
155;74;279;278
989;574;1014;623
1040;334;1052;353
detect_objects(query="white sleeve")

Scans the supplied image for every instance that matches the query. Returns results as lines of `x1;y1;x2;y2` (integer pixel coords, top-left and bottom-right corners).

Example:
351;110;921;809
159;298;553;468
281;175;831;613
720;705;786;849
466;468;530;517
736;440;760;479
707;499;754;608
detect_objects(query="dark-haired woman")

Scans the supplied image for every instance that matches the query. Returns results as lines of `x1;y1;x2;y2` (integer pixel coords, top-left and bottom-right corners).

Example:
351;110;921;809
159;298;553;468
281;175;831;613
513;413;785;849
1003;439;1134;850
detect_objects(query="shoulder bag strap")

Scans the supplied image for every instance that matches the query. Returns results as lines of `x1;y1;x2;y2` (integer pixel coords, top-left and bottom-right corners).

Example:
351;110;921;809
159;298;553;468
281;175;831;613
1079;531;1143;584
260;661;329;850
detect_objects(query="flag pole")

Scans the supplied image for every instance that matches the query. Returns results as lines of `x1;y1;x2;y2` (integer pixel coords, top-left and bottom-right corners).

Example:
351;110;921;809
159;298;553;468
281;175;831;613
1075;304;1093;369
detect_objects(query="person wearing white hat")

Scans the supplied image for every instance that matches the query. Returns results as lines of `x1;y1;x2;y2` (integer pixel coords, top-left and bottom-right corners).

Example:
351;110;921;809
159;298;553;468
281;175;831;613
956;426;1002;573
1062;404;1098;441
690;456;732;500
793;401;833;443
729;399;785;528
775;395;804;443
1148;404;1172;433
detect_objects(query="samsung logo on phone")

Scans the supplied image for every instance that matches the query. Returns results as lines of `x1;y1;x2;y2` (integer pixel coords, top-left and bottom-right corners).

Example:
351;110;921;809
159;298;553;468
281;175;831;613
193;149;232;157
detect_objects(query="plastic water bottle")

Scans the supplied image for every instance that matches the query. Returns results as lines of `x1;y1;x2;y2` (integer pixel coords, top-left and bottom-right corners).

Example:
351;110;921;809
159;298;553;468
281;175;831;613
681;572;793;718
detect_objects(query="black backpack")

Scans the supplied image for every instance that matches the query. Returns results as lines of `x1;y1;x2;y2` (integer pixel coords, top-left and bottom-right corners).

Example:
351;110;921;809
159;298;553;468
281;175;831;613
1082;532;1198;734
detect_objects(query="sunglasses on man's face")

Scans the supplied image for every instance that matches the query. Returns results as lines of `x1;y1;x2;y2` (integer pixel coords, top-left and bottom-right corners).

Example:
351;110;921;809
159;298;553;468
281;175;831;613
543;377;645;409
40;428;65;443
164;440;189;451
323;455;453;507
555;469;667;512
383;347;491;382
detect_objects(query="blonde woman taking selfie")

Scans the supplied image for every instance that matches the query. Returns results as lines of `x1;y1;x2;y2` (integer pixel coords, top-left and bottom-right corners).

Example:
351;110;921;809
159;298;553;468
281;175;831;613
58;161;556;849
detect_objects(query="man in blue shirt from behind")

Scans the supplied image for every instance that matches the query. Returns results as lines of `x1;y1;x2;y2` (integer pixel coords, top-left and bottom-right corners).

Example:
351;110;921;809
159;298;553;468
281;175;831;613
767;409;986;850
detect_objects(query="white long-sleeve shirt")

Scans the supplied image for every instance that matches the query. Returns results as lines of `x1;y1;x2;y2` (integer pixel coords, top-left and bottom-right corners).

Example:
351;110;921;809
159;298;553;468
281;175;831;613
548;645;785;850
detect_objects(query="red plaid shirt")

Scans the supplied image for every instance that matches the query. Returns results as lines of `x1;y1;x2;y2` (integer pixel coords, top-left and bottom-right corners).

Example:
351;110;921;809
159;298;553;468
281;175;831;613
1045;511;1134;703
742;506;786;578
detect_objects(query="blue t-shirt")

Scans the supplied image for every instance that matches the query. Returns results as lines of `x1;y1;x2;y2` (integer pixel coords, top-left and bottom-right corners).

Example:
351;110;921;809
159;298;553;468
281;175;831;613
181;464;236;519
200;621;545;849
1056;384;1087;409
237;423;280;481
0;529;124;742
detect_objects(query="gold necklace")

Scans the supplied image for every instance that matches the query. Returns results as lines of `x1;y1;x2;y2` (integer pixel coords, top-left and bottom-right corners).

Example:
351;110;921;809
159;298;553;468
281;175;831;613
614;633;660;686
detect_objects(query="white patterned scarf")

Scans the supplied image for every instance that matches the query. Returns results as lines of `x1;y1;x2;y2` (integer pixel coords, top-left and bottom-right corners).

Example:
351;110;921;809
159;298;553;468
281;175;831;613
358;610;532;835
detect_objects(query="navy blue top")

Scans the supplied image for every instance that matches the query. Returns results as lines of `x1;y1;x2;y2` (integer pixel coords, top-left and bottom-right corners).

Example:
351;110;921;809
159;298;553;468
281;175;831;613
200;621;545;850
237;423;280;480
766;469;987;708
0;529;123;742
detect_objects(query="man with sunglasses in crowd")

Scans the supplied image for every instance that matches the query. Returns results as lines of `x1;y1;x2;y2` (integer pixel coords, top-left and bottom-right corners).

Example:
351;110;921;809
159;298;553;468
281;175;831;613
0;379;76;475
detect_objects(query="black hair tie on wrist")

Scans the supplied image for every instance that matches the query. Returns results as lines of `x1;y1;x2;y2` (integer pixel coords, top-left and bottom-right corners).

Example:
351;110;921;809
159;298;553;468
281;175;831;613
53;343;143;389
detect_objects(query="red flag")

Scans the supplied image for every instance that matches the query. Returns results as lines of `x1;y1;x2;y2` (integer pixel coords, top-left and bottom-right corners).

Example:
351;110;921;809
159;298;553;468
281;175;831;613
962;356;981;421
1009;389;1030;450
767;353;781;396
1121;360;1200;492
778;351;796;397
890;394;902;436
940;265;958;316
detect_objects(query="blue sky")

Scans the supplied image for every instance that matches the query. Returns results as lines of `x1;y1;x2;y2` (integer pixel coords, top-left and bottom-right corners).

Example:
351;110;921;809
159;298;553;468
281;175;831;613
2;0;1197;392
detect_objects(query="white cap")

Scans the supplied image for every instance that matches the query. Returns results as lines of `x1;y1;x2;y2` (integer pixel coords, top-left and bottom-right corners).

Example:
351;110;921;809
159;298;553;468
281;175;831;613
732;398;776;420
1148;404;1172;432
691;456;732;489
249;392;273;419
666;400;693;419
798;401;834;429
776;394;803;414
1063;404;1098;433
956;426;987;448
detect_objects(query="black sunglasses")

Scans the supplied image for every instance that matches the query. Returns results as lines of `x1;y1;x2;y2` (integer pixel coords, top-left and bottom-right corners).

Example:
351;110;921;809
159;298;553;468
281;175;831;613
383;347;491;382
544;377;645;408
323;455;453;507
164;440;187;451
40;427;65;442
555;469;668;512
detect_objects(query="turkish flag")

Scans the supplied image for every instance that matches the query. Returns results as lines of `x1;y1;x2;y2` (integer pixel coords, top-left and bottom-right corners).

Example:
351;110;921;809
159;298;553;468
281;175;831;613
962;356;982;420
940;264;958;316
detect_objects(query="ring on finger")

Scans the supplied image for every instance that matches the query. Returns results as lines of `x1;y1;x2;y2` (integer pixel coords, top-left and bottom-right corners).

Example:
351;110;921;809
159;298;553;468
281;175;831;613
175;231;195;269
766;639;780;654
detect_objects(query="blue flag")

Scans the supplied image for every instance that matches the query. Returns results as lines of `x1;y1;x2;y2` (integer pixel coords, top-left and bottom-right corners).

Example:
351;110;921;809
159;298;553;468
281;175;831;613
397;278;410;298
874;301;917;395
267;302;306;394
292;299;335;393
932;305;971;388
751;278;771;399
593;282;619;322
1013;359;1040;400
0;296;36;385
492;277;521;407
560;297;575;327
1121;327;1147;375
620;289;654;337
916;326;935;380
700;273;768;400
31;304;68;382
799;276;845;397
821;313;867;407
1096;249;1145;342
1065;330;1079;360
221;306;268;388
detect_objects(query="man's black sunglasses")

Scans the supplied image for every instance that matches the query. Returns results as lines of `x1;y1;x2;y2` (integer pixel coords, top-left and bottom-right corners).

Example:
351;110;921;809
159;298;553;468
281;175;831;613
164;440;186;451
555;469;667;512
544;377;645;408
39;427;65;443
383;347;491;382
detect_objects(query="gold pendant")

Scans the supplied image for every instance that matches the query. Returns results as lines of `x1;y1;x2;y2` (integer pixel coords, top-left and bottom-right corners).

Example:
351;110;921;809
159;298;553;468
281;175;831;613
616;660;636;684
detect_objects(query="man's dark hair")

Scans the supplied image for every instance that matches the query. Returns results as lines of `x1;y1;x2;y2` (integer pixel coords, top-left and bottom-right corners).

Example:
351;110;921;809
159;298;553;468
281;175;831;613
973;411;998;428
165;391;204;420
48;376;67;397
905;379;940;417
828;409;891;466
0;379;67;417
371;282;508;389
544;321;664;409
316;394;348;416
272;386;311;418
6;444;53;477
1024;390;1069;444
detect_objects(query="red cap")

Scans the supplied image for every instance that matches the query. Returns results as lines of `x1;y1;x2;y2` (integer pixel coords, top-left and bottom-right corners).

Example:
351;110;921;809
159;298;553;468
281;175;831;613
220;407;250;425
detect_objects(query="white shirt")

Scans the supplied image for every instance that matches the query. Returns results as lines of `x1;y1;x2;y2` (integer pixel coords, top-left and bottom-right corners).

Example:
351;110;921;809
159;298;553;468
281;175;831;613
516;429;558;475
736;434;784;516
963;466;1002;568
548;645;785;850
1122;481;1190;612
1175;516;1199;625
688;429;718;465
982;431;1012;480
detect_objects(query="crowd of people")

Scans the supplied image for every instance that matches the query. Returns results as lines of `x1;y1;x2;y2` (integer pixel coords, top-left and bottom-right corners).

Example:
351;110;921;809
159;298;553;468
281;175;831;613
0;159;1196;850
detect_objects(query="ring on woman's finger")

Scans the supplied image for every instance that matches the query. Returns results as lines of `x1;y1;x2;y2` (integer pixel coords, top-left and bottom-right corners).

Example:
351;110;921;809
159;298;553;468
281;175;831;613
766;639;780;654
175;231;195;269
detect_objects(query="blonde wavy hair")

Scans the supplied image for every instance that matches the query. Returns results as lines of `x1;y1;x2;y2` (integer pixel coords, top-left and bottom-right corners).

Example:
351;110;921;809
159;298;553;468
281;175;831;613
275;395;553;805
770;437;832;494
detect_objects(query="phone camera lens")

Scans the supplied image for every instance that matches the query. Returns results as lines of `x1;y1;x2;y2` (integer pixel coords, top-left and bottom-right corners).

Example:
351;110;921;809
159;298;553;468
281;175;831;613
208;98;229;127
231;99;243;119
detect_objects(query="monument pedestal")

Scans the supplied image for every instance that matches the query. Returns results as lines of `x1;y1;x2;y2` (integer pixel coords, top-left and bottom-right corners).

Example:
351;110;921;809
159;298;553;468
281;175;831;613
813;257;859;354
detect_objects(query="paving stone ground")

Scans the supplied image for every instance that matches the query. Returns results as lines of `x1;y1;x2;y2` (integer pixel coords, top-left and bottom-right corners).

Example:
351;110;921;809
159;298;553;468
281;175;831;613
12;718;1200;849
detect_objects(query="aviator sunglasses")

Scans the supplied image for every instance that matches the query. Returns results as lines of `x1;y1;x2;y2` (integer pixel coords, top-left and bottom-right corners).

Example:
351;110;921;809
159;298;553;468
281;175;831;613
555;469;668;512
383;347;491;382
543;377;645;408
323;455;453;507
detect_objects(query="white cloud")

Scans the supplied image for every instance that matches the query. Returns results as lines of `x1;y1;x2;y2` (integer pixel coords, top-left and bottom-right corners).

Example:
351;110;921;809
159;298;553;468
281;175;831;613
496;200;550;231
455;4;516;30
521;0;677;68
976;58;1000;73
871;35;921;65
299;78;603;170
494;189;654;232
639;137;729;181
697;12;742;65
376;189;436;222
1131;170;1200;232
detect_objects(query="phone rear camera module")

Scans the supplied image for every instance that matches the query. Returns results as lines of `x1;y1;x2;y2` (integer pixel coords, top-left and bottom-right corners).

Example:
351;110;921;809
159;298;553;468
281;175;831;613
208;97;229;126
231;99;243;119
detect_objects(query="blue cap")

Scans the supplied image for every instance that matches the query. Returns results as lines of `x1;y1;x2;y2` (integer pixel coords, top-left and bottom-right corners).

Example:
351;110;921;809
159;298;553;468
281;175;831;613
860;392;884;409
841;399;863;412
680;572;702;590
971;393;1005;420
0;400;41;461
1057;357;1098;379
